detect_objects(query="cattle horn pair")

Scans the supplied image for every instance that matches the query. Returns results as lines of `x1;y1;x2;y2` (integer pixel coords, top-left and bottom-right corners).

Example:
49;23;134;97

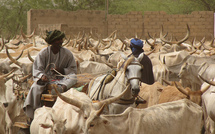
52;83;131;111
6;46;24;67
21;26;36;39
160;24;190;45
174;80;210;96
0;68;17;82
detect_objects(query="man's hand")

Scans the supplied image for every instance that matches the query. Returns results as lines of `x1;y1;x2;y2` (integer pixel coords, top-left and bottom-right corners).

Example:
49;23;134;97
41;75;49;82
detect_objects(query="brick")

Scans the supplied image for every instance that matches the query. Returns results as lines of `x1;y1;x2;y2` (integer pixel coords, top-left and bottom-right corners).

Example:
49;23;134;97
159;11;166;15
28;10;214;40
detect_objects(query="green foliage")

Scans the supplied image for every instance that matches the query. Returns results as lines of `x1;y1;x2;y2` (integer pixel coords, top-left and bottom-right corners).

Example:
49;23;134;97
181;0;215;11
0;0;214;38
74;0;106;10
0;0;28;38
108;0;208;15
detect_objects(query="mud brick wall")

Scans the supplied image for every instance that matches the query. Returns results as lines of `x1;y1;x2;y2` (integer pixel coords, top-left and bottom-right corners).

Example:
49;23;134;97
27;9;107;37
144;11;214;41
107;11;143;39
27;9;214;41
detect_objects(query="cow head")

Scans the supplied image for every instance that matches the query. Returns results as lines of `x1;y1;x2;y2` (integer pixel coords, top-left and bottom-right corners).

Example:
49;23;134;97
122;53;144;97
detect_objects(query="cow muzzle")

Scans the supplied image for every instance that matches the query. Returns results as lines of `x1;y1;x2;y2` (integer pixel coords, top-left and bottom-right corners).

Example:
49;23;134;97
132;88;140;97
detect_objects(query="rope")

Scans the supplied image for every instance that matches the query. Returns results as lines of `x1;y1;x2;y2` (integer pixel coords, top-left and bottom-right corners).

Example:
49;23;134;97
52;68;114;80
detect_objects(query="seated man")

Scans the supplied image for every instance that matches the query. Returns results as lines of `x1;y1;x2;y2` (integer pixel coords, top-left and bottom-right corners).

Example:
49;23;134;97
23;30;77;123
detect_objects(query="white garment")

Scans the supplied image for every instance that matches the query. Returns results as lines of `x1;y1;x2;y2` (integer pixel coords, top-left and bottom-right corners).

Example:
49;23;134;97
23;46;77;119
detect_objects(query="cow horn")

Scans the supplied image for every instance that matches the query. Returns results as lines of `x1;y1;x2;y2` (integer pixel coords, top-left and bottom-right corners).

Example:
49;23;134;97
77;42;82;51
119;40;126;51
199;75;215;86
28;50;34;62
6;45;22;67
5;45;19;49
176;24;190;45
145;48;155;56
83;35;89;50
99;40;113;50
188;49;197;55
53;85;83;109
160;24;190;45
201;84;211;93
107;30;117;39
0;37;5;51
160;25;172;44
33;36;36;47
148;32;155;39
145;37;154;48
12;73;32;83
21;26;36;39
4;74;14;82
88;39;100;54
149;31;167;39
87;37;95;48
119;38;129;50
0;68;17;79
8;49;24;65
174;81;189;96
62;36;71;47
21;26;26;39
96;103;106;116
162;78;171;85
163;56;166;64
98;84;130;107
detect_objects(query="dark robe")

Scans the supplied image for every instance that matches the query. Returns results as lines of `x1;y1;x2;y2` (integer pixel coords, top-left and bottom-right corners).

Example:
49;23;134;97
133;49;155;85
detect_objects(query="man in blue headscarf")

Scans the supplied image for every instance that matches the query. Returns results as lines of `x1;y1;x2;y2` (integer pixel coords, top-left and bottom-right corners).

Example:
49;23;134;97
130;38;154;85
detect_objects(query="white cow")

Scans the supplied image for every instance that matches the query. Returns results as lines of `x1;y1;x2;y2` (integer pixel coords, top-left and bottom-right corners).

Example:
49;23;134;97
199;77;215;134
0;49;23;74
79;61;112;74
178;62;215;91
159;24;192;53
85;99;203;134
30;106;67;134
6;46;33;75
0;102;12;134
0;69;23;134
51;83;130;134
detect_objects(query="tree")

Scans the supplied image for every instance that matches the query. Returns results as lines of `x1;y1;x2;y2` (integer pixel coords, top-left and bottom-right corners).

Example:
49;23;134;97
0;0;28;39
181;0;215;11
74;0;106;10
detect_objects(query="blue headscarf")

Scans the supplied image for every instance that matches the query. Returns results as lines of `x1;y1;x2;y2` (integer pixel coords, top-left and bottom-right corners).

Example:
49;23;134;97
130;38;144;56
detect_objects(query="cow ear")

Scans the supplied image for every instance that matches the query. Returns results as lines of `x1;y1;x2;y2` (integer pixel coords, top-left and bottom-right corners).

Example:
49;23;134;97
63;119;67;124
40;123;52;129
103;119;109;125
157;88;163;92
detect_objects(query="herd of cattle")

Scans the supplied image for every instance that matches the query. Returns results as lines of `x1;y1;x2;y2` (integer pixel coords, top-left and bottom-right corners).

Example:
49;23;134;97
1;25;215;134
